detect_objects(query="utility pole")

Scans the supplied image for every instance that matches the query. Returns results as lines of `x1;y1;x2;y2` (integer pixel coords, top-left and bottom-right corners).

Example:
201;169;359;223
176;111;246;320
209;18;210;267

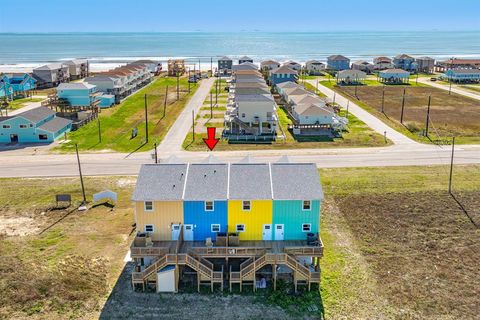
425;95;431;137
346;100;350;118
400;88;406;124
199;58;201;77
192;110;195;142
176;72;180;101
188;68;191;93
75;144;87;204
316;79;319;94
449;79;452;95
210;57;213;76
210;90;213;119
144;94;149;143
216;74;219;105
163;85;168;117
381;85;385;113
97;116;101;143
154;142;158;164
333;92;336;105
448;137;455;194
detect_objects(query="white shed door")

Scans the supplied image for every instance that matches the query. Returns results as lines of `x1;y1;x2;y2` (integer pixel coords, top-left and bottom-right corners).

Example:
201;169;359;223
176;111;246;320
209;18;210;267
171;224;181;240
262;224;272;240
183;224;194;241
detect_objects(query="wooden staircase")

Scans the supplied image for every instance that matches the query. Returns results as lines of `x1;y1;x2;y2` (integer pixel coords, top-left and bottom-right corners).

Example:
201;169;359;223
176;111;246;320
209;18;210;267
229;253;320;292
132;253;223;292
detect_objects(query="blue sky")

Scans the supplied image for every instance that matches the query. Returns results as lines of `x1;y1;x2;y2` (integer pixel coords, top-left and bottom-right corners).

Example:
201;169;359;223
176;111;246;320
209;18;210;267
1;0;479;32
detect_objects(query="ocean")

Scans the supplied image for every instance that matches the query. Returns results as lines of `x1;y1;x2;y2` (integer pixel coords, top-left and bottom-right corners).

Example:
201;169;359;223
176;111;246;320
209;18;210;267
0;31;479;72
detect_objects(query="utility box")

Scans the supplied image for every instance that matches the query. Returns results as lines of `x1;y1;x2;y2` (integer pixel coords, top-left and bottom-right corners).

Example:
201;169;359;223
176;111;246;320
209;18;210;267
156;265;177;293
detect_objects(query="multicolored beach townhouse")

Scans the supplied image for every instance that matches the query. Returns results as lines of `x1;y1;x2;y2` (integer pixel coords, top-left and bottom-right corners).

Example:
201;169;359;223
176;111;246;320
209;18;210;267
130;158;324;293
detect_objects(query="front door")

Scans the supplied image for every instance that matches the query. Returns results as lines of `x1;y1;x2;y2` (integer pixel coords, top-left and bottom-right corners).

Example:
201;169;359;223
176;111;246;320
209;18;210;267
183;224;194;241
274;224;284;241
262;224;272;240
10;134;18;143
171;224;181;240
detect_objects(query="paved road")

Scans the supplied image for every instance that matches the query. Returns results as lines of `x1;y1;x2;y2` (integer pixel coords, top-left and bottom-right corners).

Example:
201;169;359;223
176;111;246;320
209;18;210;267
157;78;215;152
307;80;417;146
416;78;480;101
7;99;45;116
0;78;479;178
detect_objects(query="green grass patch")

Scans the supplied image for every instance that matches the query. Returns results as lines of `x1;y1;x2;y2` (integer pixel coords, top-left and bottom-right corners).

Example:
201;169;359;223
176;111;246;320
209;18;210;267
4;97;44;110
55;77;199;153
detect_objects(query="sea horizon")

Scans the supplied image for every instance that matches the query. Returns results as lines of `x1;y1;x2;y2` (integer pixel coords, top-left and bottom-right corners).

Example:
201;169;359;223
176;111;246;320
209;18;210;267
1;31;479;72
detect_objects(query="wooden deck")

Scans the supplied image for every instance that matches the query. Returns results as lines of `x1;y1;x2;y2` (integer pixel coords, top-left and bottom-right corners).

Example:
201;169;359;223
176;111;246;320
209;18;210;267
131;239;323;258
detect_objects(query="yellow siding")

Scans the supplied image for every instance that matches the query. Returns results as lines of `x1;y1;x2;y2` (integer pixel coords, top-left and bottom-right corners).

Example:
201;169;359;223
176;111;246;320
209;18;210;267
227;200;272;240
134;201;184;241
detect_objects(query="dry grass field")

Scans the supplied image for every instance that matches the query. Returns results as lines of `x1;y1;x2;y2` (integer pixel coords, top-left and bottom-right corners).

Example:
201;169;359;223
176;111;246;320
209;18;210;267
324;82;480;144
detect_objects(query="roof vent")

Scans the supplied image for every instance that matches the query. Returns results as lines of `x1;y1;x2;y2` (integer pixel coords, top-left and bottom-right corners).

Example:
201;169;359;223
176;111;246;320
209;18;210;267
204;174;207;178
173;184;175;188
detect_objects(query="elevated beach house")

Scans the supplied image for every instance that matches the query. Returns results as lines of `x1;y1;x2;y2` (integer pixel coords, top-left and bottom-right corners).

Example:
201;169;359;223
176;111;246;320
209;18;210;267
373;56;394;70
0;106;71;144
378;69;410;84
282;61;302;72
260;60;280;72
305;60;325;75
336;70;366;84
1;73;36;100
64;59;89;80
415;57;435;74
435;58;480;72
238;56;254;64
443;69;480;83
33;63;70;88
130;159;324;292
85;62;152;103
351;60;374;74
218;56;233;75
393;54;417;72
327;55;350;71
57;83;115;109
131;60;162;74
269;65;298;85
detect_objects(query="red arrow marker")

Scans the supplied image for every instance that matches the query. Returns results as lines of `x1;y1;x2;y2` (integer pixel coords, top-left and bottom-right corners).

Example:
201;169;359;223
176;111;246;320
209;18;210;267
203;127;219;151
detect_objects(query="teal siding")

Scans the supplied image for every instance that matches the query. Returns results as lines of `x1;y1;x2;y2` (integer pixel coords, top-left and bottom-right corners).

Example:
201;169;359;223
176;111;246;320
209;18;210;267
272;200;320;240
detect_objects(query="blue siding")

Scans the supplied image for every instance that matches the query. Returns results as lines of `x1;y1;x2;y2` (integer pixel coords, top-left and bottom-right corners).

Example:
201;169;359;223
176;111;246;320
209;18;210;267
270;73;297;85
183;200;228;241
272;200;320;240
327;59;350;71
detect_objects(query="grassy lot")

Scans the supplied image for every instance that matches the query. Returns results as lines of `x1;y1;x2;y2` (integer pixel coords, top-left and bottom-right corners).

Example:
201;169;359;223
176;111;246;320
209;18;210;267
56;77;199;153
320;164;480;319
321;80;480;144
0;176;136;319
3;97;44;111
1;165;479;319
460;84;480;94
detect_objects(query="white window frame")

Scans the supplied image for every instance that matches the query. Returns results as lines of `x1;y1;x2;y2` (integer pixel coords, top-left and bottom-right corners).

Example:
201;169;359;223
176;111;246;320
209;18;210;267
2;125;11;129
242;200;251;211
302;223;311;232
302;200;311;211
236;224;245;232
19;124;27;129
145;224;154;233
144;201;154;212
205;201;214;212
211;224;220;232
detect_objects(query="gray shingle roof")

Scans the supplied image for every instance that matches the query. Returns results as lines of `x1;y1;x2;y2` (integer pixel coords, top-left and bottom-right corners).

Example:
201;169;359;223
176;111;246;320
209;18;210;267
271;163;323;200
17;107;55;123
183;164;228;201
328;55;349;61
235;94;274;102
37;117;72;133
132;164;188;201
229;164;272;200
57;83;95;90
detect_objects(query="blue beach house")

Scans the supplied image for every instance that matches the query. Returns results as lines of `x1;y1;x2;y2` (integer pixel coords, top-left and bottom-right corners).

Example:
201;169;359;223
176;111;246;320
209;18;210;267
393;54;417;72
183;164;229;241
444;69;480;83
0;106;72;144
269;65;298;85
271;163;323;240
7;73;36;97
378;69;410;84
327;55;350;71
0;75;13;100
57;82;115;108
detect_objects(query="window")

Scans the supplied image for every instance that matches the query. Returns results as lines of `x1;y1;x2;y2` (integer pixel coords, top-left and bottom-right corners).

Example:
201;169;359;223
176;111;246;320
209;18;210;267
2;125;10;129
302;224;311;232
241;113;246;118
236;224;245;232
144;201;154;211
242;201;251;211
303;200;311;211
19;124;27;129
211;224;220;232
205;201;214;211
145;224;154;233
38;134;48;140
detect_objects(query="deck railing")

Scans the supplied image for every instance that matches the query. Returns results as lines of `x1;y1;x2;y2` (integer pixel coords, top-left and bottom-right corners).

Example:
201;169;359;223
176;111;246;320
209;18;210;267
190;246;266;257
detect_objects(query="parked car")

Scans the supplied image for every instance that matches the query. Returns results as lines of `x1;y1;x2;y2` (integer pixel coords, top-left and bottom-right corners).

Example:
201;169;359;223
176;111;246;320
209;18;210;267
188;76;198;83
430;77;437;81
